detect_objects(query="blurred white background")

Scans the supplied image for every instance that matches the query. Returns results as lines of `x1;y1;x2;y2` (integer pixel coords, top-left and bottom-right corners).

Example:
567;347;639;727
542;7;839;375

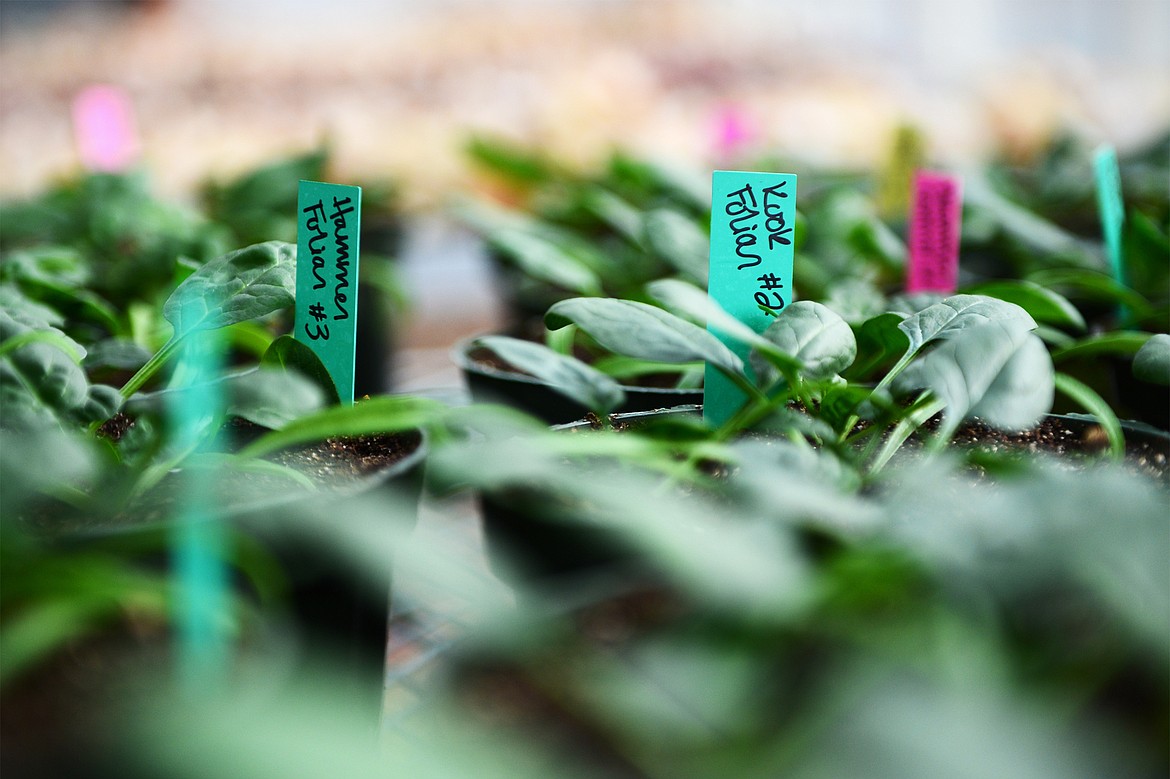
1;0;1167;201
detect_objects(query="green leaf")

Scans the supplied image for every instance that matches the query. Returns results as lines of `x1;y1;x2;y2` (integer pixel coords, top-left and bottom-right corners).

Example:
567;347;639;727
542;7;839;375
162;241;295;339
476;335;626;416
489;227;603;296
896;318;1053;438
754;301;857;382
965;280;1085;332
0;599;108;685
822;278;889;324
465;135;556;184
849;312;909;377
225;321;276;360
546;297;744;377
643;208;709;283
0;245;90;288
818;383;883;431
227;368;326;430
590;355;701;381
261;334;341;406
1053;373;1125;459
1052;332;1151;363
898;294;1037;357
1025;268;1154;320
73;383;123;425
238;395;443;459
0;283;65;329
1132;333;1170;385
182;452;318;492
847;214;906;271
582;187;645;247
646;279;773;354
964;173;1098;263
968;333;1054;430
0;310;90;424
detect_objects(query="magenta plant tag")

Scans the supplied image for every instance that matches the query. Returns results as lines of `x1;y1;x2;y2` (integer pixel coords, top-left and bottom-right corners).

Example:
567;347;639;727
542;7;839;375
295;180;361;405
711;104;756;161
72;85;138;172
906;171;962;294
705;170;797;426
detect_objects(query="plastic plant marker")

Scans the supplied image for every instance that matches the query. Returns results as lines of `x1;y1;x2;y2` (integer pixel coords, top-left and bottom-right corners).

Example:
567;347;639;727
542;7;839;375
1093;145;1129;325
705;170;798;425
72;84;138;172
167;331;229;695
295;180;362;405
711;103;756;161
876;123;926;218
906;171;962;294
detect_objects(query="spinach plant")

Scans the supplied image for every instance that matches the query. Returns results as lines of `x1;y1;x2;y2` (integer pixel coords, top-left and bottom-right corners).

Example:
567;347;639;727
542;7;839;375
458;140;714;327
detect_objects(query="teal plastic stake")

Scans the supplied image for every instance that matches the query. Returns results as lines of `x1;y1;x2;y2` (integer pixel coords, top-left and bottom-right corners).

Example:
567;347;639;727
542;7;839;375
705;170;797;425
168;330;229;695
295;180;362;405
1093;145;1129;326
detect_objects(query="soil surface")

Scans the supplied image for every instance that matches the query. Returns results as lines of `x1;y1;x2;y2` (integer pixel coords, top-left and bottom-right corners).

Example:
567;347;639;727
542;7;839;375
221;416;422;486
575;407;1170;482
52;413;424;532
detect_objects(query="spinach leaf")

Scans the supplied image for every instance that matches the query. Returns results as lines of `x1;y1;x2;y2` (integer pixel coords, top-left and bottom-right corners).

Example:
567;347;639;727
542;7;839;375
476;335;626;417
1132;333;1170;385
643;208;709;283
118;242;296;400
898;294;1037;357
755;301;857;382
262;334;341;406
895;318;1053;438
965;280;1085;332
0;309;91;427
546;297;744;378
163;241;295;337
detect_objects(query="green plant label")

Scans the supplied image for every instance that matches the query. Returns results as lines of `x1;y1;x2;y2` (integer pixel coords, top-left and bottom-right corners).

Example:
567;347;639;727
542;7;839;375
1093;145;1129;325
705;170;797;425
295;180;361;405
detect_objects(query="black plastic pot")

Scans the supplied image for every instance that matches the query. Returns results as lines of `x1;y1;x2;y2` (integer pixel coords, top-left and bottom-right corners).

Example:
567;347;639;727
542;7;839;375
453;336;703;425
79;429;422;702
255;429;427;696
355;278;396;396
479;407;1169;591
1108;356;1170;430
479;406;700;588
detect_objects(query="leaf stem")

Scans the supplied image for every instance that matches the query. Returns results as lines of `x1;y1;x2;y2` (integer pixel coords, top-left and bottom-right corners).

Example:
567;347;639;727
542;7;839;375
118;335;185;401
838;349;916;444
1053;372;1126;460
0;331;84;363
868;393;945;475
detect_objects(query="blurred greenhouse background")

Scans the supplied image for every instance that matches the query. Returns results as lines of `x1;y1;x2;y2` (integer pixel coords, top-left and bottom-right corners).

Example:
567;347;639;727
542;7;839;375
2;0;1168;200
1;2;1168;778
3;0;1165;364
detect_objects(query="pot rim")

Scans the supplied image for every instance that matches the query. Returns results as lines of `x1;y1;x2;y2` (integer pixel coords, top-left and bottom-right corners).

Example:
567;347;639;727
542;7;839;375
59;427;429;540
551;406;1170;445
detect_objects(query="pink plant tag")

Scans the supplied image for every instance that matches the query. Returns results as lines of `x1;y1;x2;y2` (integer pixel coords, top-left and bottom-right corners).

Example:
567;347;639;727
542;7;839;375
72;85;138;172
711;104;756;161
906;171;962;294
